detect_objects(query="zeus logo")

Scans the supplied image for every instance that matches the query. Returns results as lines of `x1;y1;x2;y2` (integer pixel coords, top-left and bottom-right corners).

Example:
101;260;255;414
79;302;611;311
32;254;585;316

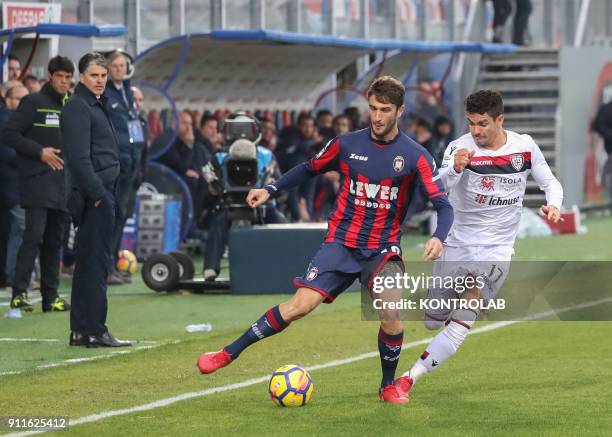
349;180;399;201
349;153;369;161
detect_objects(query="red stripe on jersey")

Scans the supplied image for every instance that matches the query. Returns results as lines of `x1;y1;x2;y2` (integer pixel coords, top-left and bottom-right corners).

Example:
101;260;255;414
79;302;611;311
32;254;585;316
367;178;393;248
344;173;369;247
468;152;532;167
388;175;413;243
325;160;350;242
416;154;444;198
310;138;340;172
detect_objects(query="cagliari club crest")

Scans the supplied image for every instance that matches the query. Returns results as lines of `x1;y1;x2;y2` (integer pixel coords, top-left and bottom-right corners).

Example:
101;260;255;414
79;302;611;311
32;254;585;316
510;153;524;171
393;155;404;172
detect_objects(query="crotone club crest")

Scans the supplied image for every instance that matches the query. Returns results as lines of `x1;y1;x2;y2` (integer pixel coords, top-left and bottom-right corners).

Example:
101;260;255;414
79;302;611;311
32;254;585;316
510;153;524;171
393;155;404;172
305;266;319;281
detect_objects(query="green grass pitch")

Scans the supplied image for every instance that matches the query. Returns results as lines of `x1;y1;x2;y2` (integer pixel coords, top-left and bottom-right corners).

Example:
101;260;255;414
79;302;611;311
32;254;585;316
1;217;611;436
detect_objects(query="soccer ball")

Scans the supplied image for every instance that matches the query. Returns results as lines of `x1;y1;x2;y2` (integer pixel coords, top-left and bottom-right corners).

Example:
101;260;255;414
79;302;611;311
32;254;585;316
116;250;138;274
268;364;313;407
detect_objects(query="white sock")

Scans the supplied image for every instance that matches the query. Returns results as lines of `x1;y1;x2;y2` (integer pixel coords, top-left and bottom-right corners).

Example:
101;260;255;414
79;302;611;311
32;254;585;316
405;317;474;384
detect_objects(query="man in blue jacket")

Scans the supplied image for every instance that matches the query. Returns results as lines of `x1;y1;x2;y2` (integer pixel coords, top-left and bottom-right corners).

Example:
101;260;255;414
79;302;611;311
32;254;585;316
61;52;131;348
104;50;143;284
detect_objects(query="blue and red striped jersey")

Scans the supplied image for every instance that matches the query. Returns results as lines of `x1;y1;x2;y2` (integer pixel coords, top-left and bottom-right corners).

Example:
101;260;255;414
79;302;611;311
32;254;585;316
266;128;453;249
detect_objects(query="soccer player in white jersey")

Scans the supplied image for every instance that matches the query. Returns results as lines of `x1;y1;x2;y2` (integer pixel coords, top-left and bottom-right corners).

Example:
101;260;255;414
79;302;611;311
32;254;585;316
394;89;564;400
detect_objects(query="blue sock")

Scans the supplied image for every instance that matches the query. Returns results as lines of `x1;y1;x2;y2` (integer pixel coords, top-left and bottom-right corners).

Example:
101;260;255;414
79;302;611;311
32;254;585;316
378;328;404;389
224;305;289;359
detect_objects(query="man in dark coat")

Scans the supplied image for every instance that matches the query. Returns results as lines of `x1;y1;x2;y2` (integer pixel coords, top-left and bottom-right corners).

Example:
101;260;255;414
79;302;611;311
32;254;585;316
61;52;131;348
2;56;73;312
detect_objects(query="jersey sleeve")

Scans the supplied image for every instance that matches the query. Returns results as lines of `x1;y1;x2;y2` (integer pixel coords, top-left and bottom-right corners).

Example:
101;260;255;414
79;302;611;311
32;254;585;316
529;138;563;209
438;141;464;190
415;150;454;242
264;138;340;195
308;137;340;173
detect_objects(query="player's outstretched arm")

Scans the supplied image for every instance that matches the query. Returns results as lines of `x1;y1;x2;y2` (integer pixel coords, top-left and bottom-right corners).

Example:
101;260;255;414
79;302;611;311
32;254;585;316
247;188;270;208
530;140;563;215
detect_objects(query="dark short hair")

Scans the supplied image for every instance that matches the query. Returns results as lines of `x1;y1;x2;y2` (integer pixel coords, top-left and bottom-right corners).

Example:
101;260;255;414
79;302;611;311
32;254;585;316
200;114;218;128
8;54;20;63
367;75;405;108
316;109;332;119
414;117;433;131
465;90;504;118
48;55;75;75
22;74;38;85
297;112;314;125
78;52;108;74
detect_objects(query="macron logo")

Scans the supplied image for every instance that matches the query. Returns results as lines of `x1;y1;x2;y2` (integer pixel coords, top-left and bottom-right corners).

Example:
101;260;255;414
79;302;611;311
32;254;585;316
349;153;369;161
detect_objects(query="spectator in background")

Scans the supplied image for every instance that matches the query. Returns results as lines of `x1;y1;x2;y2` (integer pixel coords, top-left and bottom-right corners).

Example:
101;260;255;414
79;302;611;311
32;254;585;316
3;56;74;313
62;52;130;348
413;117;434;155
157;111;209;228
260;120;277;152
316;109;334;142
332;114;351;135
7;54;21;81
416;80;442;123
22;74;42;94
105;50;143;285
0;84;27;290
593;98;612;210
199;114;221;155
130;86;150;191
276;113;320;221
344;106;363;131
431;115;454;166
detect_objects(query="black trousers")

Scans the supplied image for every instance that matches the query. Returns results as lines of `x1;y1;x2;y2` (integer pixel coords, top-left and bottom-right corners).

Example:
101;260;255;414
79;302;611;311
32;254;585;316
0;206;10;285
70;192;115;335
513;0;532;45
12;207;66;303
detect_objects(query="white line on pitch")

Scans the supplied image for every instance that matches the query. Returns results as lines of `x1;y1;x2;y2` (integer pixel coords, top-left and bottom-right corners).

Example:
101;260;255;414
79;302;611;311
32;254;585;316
0;341;170;377
4;297;612;437
0;338;60;343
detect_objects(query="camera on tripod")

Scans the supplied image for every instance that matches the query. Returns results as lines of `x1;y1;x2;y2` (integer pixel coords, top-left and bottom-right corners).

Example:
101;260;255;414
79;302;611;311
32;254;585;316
202;112;268;224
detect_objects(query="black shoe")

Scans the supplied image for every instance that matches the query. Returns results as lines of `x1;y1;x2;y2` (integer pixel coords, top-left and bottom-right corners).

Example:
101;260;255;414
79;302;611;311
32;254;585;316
107;272;126;285
119;271;132;284
43;297;71;312
69;331;89;346
87;331;132;348
10;292;33;312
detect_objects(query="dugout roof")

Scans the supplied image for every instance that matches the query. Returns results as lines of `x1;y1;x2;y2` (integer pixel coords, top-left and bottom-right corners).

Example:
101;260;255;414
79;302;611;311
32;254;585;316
133;29;516;111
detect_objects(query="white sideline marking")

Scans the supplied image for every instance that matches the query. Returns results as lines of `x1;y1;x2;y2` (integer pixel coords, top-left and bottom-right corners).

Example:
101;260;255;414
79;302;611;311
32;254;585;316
4;297;612;437
0;338;60;343
0;342;168;377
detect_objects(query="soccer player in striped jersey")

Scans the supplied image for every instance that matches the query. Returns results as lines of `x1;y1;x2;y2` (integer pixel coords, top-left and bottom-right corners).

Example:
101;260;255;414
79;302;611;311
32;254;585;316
394;90;564;401
197;76;454;404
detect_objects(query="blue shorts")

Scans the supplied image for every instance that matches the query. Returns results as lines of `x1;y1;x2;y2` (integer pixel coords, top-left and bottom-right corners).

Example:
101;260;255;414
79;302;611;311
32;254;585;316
293;242;404;304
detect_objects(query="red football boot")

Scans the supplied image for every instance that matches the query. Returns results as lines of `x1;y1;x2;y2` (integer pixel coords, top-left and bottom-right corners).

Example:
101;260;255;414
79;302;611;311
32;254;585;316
197;349;232;374
394;375;414;399
379;384;408;404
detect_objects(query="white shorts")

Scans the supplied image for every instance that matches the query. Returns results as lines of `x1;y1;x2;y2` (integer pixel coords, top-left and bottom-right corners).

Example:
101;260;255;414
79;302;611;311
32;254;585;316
425;245;514;321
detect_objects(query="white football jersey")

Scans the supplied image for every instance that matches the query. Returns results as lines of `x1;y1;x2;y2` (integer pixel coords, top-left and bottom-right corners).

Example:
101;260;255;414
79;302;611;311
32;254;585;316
438;130;563;247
